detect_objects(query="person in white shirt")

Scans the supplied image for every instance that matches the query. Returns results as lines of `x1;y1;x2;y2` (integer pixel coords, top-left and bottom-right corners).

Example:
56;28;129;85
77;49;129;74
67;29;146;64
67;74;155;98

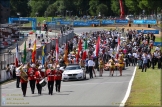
16;65;21;88
155;46;160;51
88;57;94;78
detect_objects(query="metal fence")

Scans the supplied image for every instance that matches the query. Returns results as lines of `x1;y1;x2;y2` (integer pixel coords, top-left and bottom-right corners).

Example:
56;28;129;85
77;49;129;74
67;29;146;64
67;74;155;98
0;31;75;70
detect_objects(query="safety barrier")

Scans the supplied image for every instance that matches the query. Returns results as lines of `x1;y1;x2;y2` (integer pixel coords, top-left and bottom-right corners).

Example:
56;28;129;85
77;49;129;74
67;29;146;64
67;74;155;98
0;31;75;70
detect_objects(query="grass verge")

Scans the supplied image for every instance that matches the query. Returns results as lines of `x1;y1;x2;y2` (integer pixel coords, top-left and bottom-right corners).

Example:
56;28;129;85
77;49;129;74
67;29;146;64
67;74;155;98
155;37;161;42
125;67;161;107
125;40;161;107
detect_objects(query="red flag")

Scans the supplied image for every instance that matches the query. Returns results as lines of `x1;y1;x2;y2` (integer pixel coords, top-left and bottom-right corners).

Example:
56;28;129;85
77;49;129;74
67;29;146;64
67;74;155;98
32;40;36;63
55;39;59;63
119;0;125;19
76;39;82;63
96;36;100;57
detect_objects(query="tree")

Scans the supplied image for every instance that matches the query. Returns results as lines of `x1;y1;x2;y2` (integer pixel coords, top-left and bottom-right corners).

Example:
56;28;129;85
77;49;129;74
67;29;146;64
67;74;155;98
125;0;141;15
111;0;120;16
96;4;108;16
10;0;30;17
45;3;58;17
28;0;53;17
89;0;100;16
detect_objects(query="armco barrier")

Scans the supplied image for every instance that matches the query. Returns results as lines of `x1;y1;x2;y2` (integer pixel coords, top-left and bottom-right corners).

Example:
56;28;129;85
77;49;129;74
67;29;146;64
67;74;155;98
133;20;157;24
137;30;159;34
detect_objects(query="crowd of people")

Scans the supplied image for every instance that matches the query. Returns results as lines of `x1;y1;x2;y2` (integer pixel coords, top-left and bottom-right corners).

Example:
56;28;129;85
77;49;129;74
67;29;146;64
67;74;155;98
5;27;161;97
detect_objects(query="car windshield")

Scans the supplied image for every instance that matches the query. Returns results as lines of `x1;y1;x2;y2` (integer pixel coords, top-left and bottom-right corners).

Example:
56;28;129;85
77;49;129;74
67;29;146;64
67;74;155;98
65;66;81;70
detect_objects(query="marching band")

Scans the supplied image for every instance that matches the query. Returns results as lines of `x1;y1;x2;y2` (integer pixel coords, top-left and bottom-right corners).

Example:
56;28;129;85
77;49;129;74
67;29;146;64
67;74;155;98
16;62;63;97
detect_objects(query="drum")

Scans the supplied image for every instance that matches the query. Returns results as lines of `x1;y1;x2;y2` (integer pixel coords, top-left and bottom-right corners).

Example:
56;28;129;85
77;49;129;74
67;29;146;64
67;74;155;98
39;79;47;87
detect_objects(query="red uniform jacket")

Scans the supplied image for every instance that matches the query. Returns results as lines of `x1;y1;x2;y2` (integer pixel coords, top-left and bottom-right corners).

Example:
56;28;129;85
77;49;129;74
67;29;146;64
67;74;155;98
20;72;28;83
46;69;55;81
40;71;45;78
34;71;42;84
27;68;36;80
54;70;63;80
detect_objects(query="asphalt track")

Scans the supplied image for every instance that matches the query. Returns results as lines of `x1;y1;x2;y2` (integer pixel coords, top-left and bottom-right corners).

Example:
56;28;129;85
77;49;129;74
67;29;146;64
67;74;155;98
1;28;135;106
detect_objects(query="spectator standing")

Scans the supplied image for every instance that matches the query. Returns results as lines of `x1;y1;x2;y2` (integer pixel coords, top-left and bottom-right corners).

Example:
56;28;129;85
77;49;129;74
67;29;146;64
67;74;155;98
142;53;148;72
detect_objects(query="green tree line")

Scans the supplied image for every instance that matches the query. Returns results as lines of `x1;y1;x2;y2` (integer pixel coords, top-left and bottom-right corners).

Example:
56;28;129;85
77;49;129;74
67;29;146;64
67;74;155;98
10;0;162;17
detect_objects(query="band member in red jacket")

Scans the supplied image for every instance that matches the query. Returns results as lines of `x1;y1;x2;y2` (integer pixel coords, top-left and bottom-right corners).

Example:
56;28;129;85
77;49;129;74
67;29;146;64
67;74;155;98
54;65;63;92
27;64;37;94
46;65;55;95
20;66;28;97
34;66;43;95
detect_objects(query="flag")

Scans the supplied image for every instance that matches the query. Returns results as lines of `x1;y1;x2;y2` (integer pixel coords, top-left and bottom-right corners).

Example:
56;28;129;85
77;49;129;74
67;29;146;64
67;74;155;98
55;39;59;63
32;39;36;63
15;43;19;67
23;41;26;64
116;37;120;52
116;37;120;59
64;42;68;65
42;45;45;65
82;39;88;60
76;39;82;63
96;36;100;57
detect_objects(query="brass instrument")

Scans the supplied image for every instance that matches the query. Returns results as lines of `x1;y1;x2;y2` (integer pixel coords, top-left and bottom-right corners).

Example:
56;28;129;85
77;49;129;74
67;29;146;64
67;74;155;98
20;65;28;81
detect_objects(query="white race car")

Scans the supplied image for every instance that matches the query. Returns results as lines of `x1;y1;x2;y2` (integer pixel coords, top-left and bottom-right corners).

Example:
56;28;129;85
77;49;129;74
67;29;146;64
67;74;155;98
62;64;86;81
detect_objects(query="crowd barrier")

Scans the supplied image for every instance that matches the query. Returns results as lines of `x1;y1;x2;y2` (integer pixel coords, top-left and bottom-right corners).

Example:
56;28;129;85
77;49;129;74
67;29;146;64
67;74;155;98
0;31;75;70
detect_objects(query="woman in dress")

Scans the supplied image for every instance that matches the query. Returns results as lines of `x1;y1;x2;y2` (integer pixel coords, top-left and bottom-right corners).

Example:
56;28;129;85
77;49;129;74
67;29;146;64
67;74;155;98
118;55;124;76
99;58;104;76
109;57;115;76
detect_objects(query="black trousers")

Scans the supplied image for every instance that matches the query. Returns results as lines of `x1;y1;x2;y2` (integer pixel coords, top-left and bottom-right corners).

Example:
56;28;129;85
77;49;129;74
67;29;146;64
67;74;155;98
55;80;61;92
16;76;20;88
48;81;54;95
132;58;137;66
29;80;36;94
88;66;93;78
152;60;156;69
142;63;147;72
147;59;151;68
86;66;89;73
36;83;42;94
21;83;27;96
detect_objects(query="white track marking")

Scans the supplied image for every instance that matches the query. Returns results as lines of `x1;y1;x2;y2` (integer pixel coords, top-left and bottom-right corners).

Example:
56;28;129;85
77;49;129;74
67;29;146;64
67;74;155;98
119;67;137;107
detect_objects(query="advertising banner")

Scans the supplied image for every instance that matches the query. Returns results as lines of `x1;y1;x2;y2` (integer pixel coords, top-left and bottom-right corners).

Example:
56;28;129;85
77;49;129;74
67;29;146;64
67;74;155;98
137;30;159;34
133;20;157;24
115;20;128;24
73;21;90;26
153;42;162;46
87;20;100;24
102;20;115;24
